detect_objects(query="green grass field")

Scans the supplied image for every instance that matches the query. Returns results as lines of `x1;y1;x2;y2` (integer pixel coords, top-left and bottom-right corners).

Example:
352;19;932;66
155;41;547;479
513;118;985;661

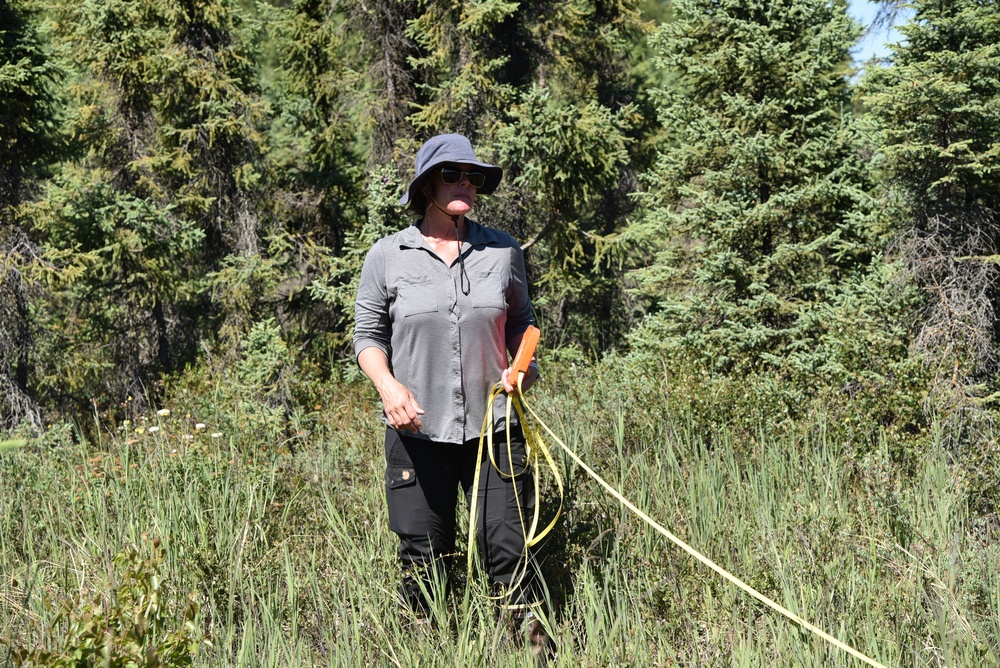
2;371;998;666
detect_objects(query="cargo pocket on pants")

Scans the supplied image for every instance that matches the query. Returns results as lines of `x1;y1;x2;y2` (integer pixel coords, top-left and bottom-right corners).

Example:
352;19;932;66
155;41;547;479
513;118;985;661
386;465;419;536
387;466;417;490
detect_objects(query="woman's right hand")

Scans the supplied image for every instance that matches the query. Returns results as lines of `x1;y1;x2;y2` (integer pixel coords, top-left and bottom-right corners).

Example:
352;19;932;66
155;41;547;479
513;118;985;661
377;377;425;434
358;347;425;434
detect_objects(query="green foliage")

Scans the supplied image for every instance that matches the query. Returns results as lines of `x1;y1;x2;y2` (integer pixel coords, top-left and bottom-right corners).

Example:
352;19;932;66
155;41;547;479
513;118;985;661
0;0;61;198
5;0;1000;662
5;540;207;667
1;0;667;418
862;1;1000;214
49;0;272;261
21;0;342;418
860;0;1000;401
405;0;520;136
331;0;421;162
495;87;635;267
627;0;891;392
29;0;250;417
140;0;269;259
159;318;306;450
2;0;991;449
308;165;404;354
623;258;929;438
207;251;282;344
25;166;205;415
262;0;363;239
0;0;61;430
492;85;639;349
0;220;42;431
227;318;297;438
0;438;30;452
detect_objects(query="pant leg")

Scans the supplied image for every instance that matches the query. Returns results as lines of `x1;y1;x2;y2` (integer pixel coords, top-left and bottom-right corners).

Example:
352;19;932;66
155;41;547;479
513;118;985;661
384;427;461;611
462;423;545;609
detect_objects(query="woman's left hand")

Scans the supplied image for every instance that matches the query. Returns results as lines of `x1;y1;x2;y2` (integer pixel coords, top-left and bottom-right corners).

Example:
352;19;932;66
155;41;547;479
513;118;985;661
501;364;539;396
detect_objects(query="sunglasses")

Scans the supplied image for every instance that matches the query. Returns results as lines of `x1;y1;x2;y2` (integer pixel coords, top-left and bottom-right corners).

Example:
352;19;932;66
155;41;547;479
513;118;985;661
440;168;486;188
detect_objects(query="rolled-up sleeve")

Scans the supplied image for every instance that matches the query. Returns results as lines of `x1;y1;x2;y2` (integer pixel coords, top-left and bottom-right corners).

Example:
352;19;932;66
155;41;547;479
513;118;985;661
353;241;391;360
505;244;535;340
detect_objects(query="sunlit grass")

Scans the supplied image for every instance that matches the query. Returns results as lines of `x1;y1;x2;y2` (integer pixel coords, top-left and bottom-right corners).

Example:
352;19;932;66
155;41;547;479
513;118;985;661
2;375;998;666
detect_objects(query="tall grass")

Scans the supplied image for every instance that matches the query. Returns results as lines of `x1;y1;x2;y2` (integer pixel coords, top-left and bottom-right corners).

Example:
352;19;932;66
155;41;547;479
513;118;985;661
2;374;998;666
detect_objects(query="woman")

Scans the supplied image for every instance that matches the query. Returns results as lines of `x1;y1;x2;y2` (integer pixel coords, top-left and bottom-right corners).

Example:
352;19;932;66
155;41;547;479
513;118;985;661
353;134;551;656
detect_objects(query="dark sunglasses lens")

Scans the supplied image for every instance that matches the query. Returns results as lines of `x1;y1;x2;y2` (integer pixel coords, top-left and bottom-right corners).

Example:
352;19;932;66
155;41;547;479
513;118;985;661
440;169;486;188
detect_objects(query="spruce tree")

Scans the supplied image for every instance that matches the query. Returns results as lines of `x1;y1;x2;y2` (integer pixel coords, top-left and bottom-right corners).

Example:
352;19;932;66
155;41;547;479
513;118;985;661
488;0;654;351
26;0;272;415
0;0;60;429
627;0;879;389
261;0;367;356
335;0;421;166
861;0;1000;403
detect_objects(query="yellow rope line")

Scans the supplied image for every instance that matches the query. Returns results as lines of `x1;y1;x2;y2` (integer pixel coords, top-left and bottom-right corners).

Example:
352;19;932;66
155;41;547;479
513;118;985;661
498;372;888;668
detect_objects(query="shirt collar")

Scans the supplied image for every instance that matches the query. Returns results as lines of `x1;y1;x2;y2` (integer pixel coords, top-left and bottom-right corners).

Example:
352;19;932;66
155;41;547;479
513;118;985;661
397;224;425;250
398;218;498;250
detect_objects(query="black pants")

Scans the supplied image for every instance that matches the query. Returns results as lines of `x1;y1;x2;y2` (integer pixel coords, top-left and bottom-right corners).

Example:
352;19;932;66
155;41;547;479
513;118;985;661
384;425;543;612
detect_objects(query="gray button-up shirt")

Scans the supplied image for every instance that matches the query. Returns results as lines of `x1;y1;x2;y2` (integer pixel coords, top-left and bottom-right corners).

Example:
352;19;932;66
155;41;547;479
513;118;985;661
353;219;536;444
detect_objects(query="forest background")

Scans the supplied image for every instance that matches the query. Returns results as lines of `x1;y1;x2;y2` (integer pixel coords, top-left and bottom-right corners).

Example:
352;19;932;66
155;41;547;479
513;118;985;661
3;0;1000;665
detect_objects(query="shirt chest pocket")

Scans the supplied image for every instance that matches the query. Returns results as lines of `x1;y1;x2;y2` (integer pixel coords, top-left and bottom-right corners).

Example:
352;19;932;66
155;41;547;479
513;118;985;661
396;276;439;317
472;270;505;310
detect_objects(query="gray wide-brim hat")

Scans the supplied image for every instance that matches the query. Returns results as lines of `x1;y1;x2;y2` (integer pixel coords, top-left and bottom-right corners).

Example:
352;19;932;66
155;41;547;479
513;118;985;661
400;134;503;205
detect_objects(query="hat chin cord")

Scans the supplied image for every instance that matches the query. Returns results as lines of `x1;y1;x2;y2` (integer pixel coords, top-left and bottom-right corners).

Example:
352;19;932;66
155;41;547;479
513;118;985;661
425;200;471;296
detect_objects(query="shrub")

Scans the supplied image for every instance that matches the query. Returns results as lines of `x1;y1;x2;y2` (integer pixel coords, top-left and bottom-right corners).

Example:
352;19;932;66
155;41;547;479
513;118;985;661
4;539;208;667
